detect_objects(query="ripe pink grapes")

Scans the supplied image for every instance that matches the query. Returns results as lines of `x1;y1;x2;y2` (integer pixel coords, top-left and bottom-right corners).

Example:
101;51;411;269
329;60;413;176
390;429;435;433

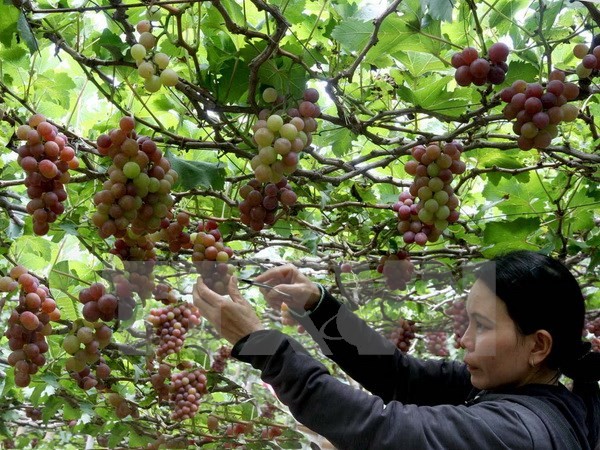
395;141;464;245
452;43;509;87
500;71;579;150
16;114;79;235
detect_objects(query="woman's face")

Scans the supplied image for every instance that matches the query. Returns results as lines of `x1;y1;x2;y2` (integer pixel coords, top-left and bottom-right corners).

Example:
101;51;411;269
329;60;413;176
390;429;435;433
460;280;534;390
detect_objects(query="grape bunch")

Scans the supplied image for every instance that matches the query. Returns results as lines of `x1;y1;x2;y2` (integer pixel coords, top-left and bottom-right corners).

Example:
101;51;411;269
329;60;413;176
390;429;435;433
16;114;79;235
445;300;468;349
238;178;297;231
250;87;320;184
110;233;157;302
424;331;449;357
169;368;208;420
587;317;600;337
211;345;232;373
376;250;415;290
94;116;177;239
2;266;59;387
152;212;193;253
592;338;600;353
452;43;510;86
149;362;172;401
261;426;283;440
153;283;178;305
573;42;600;79
388;318;417;353
500;71;580;150
106;392;137;419
130;16;178;92
148;303;201;359
397;142;464;245
191;220;235;295
78;282;123;322
62;320;113;390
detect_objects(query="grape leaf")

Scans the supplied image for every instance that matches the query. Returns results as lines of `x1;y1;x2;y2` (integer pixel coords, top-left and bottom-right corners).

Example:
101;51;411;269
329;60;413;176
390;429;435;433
165;149;226;190
16;12;38;54
481;217;540;257
0;6;18;47
330;18;373;53
422;0;454;22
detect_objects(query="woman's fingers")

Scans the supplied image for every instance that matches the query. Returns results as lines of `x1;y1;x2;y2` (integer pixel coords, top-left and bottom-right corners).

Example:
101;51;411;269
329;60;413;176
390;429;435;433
228;276;250;306
193;277;221;307
255;264;297;284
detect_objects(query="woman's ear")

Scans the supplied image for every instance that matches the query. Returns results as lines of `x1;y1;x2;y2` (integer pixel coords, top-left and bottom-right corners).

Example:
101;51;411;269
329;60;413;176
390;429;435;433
529;329;553;366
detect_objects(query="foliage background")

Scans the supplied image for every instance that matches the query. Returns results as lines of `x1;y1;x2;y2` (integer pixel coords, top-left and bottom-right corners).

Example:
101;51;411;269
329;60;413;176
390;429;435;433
0;0;599;448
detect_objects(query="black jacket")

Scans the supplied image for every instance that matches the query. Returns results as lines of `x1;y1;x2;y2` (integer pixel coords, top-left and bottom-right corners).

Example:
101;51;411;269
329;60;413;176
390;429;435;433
232;290;596;449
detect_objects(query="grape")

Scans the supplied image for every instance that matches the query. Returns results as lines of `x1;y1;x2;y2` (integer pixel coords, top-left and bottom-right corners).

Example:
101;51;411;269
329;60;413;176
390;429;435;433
454;66;472;86
145;76;162;93
148;303;201;358
469;58;490;78
154;53;170;69
137;62;155;79
488;42;510;63
573;43;589;59
160;69;179;87
130;44;146;61
262;87;278;103
138;32;157;50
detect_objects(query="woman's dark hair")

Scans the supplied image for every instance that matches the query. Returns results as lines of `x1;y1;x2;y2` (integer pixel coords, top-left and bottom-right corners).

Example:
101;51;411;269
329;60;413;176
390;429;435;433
476;250;600;447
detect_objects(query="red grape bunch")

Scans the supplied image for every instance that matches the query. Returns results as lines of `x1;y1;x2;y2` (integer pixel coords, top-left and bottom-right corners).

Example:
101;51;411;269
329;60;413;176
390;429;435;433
110;233;157;302
211;345;232;373
587;317;600;337
238;177;297;231
452;43;510;87
169;368;208;420
500;71;580;150
388;318;417;353
106;392;137;419
130;16;178;92
148;303;201;359
149;362;172;401
62;319;113;391
16;114;79;235
2;265;60;387
572;42;600;79
152;211;193;253
191;220;235;295
94;116;177;239
592;338;600;353
78;282;125;322
424;331;450;357
445;300;468;349
397;142;464;245
153;283;178;305
251;87;320;184
376;251;415;290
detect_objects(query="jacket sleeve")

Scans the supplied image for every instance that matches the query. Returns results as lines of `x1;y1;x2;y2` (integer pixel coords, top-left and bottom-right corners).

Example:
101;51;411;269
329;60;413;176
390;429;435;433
232;330;547;450
290;290;472;405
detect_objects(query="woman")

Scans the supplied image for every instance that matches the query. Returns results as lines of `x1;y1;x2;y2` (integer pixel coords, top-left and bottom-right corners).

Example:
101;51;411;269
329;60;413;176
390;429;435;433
193;250;600;449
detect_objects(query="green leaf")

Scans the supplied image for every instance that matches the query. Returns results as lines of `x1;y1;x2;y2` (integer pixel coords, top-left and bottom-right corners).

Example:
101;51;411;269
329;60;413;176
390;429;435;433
481;217;540;257
423;0;454;22
395;51;446;77
16;12;38;54
92;28;127;60
330;18;373;53
0;5;18;47
109;423;130;447
42;396;64;422
164;149;226;190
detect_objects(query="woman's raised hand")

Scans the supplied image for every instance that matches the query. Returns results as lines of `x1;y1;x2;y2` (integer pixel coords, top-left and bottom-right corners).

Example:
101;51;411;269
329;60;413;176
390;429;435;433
254;264;321;313
193;276;263;345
